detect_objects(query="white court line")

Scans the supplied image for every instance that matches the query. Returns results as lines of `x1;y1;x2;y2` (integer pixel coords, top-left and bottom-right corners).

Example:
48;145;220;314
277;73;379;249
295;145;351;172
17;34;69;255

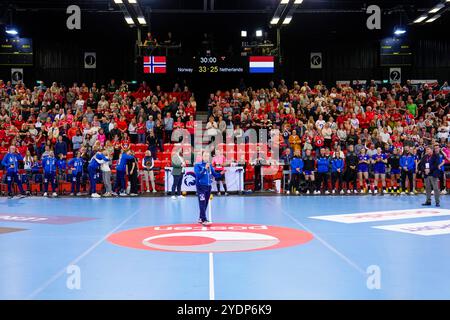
265;198;366;276
27;208;141;300
208;194;215;300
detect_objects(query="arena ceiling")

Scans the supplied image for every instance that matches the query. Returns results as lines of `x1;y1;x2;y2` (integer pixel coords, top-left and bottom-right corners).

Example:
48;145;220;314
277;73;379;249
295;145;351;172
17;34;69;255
0;0;448;38
0;0;442;13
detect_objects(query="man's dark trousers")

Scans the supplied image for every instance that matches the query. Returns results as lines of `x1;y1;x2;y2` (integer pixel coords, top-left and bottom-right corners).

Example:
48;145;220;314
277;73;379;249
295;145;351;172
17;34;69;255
196;184;212;221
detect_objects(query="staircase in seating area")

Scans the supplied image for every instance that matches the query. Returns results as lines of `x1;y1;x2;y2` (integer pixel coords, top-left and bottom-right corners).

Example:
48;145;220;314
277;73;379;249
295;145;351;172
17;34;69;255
194;111;212;149
196;111;208;137
196;111;209;123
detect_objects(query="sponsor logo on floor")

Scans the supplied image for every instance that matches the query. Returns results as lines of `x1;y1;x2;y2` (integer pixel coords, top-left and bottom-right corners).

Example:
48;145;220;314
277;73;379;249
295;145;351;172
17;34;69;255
0;227;27;235
0;214;96;225
373;219;450;236
108;223;314;253
310;208;450;224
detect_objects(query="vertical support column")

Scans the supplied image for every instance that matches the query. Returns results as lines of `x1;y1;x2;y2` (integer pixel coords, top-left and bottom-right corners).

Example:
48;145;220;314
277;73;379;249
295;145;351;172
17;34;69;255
137;27;142;52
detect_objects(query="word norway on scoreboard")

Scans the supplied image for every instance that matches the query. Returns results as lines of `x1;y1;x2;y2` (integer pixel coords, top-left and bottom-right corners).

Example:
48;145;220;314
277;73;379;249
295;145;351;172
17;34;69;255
143;56;167;74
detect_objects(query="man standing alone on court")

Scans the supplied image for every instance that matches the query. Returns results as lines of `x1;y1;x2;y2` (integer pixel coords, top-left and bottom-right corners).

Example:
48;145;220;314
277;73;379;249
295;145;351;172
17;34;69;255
420;146;441;207
194;151;222;226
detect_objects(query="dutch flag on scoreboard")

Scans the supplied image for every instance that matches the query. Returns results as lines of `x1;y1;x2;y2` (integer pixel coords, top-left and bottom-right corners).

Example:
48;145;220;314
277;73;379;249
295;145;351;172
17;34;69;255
143;56;167;74
249;56;274;73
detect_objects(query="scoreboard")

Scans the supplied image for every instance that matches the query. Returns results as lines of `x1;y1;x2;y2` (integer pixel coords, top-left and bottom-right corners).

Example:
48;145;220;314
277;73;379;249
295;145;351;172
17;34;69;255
380;37;412;66
177;56;246;73
143;55;276;74
0;38;33;66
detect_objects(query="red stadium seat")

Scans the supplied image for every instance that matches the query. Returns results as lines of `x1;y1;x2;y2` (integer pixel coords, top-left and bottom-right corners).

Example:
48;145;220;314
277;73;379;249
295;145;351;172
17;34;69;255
30;183;42;194
164;144;174;152
59;182;72;194
135;152;145;159
135;144;148;153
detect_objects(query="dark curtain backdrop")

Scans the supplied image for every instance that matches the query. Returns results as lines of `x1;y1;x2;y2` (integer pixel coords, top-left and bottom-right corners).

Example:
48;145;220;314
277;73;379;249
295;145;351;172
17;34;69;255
30;36;136;86
0;9;449;96
279;38;450;84
0;11;137;87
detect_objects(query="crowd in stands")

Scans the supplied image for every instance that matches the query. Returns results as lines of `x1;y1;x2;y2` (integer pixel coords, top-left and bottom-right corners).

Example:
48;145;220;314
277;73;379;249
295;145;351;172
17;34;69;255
1;77;450;198
0;78;196;197
205;79;450;195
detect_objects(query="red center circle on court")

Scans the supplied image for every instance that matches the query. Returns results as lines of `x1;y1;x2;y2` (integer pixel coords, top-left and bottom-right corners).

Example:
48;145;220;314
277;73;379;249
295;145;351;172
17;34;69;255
107;223;314;253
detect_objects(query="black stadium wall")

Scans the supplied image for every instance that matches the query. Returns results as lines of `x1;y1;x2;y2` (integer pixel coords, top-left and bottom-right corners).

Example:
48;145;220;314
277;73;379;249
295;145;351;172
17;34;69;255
0;9;449;90
280;38;450;84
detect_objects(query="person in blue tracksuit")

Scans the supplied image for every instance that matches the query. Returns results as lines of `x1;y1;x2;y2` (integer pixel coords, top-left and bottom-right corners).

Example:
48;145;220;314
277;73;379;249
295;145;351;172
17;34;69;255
31;155;42;185
1;146;26;198
88;150;109;198
331;153;345;194
288;150;304;194
316;148;331;194
400;146;415;194
194;151;222;225
43;151;58;197
56;153;67;184
114;150;134;196
68;152;84;195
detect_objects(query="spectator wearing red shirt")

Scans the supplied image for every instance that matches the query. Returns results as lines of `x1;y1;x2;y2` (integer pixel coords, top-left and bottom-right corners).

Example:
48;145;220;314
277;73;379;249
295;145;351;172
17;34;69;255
67;122;78;141
314;133;325;154
116;116;128;134
173;117;184;130
137;81;151;95
185;115;195;146
121;133;131;150
359;113;369;130
136;117;146;144
180;86;192;102
185;103;195;118
365;106;375;122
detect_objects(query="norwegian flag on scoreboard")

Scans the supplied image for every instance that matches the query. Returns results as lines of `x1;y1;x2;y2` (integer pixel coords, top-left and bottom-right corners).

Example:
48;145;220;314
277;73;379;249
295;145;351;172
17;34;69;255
143;56;167;74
